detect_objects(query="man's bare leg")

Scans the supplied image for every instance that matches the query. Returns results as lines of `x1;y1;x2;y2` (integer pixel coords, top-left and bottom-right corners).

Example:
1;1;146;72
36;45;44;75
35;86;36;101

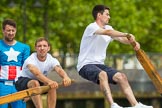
47;88;56;108
99;71;114;104
113;72;138;106
31;95;43;108
28;80;43;108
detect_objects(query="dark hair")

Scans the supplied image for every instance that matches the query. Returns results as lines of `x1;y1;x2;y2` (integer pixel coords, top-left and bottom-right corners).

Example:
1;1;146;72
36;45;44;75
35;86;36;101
35;37;51;47
92;5;110;20
2;19;17;30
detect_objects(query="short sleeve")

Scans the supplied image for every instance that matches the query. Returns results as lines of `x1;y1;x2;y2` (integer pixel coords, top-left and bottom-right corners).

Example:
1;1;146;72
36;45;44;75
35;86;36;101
84;22;100;37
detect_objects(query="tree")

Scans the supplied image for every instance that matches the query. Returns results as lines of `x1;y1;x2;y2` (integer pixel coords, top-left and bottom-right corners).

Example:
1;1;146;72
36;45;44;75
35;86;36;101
0;0;162;56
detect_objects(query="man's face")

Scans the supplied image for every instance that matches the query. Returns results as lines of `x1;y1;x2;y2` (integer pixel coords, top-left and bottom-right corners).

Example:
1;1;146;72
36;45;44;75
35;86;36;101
3;25;16;42
35;40;50;58
100;9;110;25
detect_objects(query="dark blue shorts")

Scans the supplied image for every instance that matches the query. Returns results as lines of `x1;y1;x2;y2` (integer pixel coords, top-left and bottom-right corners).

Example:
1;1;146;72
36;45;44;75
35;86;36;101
79;64;118;84
15;77;43;91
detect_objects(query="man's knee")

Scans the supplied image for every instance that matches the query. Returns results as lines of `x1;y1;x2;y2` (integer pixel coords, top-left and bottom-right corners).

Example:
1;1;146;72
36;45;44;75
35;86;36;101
113;72;128;82
28;80;40;88
99;71;108;81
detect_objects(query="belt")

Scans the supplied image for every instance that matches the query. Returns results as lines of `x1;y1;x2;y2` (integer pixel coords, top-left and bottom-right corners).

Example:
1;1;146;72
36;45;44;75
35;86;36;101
0;80;15;86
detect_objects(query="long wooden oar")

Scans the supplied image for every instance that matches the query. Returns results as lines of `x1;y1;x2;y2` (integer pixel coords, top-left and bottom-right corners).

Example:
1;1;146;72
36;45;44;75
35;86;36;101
0;79;75;105
127;35;162;94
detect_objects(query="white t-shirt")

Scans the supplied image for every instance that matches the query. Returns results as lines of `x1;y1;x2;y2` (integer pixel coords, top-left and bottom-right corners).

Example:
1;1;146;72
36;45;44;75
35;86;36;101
77;22;113;71
18;53;60;80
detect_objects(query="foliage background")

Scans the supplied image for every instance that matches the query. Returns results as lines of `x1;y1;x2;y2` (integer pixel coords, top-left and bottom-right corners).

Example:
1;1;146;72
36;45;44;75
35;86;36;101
0;0;162;55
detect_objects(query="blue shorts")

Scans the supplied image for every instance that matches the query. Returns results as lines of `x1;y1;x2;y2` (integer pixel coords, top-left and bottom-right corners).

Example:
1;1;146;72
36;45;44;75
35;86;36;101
15;77;43;91
0;81;26;108
79;64;118;84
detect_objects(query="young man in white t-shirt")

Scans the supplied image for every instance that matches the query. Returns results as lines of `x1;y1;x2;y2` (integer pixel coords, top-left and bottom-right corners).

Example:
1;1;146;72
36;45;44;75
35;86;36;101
77;5;153;108
15;37;72;108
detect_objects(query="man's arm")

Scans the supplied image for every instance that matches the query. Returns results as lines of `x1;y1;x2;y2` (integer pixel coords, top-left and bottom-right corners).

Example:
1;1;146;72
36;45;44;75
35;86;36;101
114;34;140;51
96;29;140;50
54;65;71;86
95;28;128;37
27;64;58;87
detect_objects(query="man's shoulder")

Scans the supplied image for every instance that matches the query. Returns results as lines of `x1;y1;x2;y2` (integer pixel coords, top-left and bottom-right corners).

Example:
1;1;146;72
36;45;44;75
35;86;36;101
0;40;3;43
104;25;113;30
85;22;99;31
88;22;113;29
88;22;97;27
26;53;36;61
0;40;4;47
16;41;28;45
47;53;55;60
16;41;30;48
